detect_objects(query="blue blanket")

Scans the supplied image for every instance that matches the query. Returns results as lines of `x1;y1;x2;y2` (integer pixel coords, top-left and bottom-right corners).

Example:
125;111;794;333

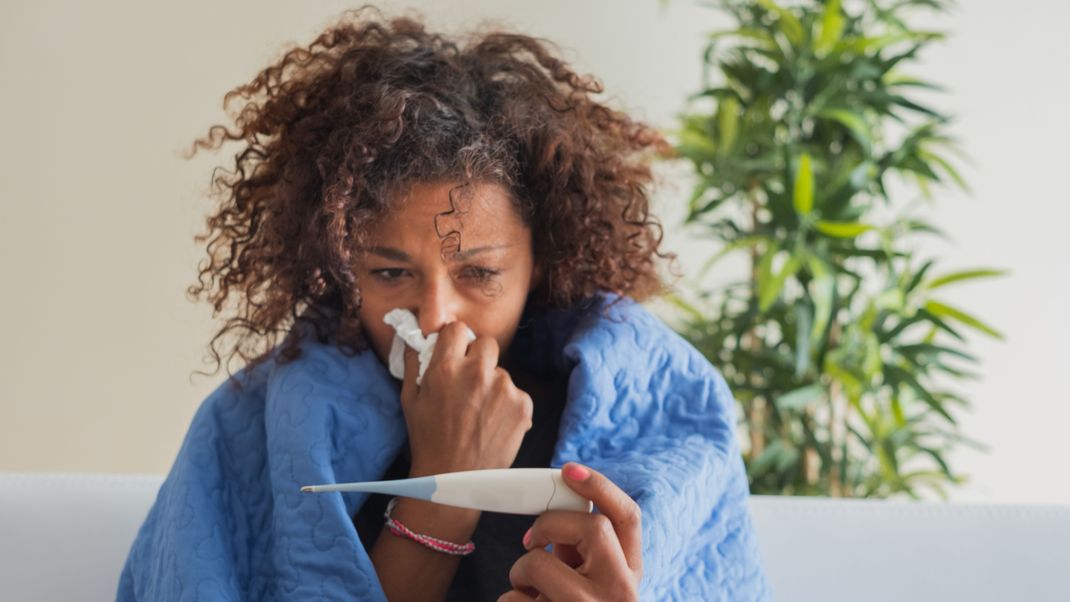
117;294;769;600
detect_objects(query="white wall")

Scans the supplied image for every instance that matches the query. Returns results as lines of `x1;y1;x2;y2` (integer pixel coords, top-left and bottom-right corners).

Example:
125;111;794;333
1;0;1066;503
895;1;1070;503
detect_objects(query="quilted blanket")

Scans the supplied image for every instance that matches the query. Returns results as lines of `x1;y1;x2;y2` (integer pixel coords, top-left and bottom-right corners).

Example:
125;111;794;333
117;293;769;600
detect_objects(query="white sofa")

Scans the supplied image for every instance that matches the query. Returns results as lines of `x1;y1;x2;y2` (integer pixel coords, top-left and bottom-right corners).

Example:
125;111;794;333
2;472;1068;601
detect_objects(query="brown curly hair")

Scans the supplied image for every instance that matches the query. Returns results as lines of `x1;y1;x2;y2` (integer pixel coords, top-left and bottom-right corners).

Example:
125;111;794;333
186;5;676;380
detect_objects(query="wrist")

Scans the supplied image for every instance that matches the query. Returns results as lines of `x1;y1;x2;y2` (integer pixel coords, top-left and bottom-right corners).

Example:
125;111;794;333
408;459;482;479
410;457;511;479
390;496;481;542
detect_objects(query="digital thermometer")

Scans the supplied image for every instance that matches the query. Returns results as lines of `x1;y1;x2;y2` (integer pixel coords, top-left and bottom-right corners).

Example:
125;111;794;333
301;467;593;515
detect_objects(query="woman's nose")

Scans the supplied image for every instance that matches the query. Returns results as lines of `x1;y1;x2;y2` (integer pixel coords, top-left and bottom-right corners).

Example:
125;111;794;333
415;278;459;337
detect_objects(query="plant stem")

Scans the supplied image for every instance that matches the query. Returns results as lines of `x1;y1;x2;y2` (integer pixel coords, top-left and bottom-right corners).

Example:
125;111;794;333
829;378;843;497
828;320;845;497
746;179;765;461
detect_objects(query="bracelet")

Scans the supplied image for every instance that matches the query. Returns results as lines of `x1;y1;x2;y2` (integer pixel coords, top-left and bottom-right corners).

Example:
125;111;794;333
383;497;476;556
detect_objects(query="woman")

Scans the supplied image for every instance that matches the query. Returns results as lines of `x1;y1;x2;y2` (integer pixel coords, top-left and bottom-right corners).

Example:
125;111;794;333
118;6;767;601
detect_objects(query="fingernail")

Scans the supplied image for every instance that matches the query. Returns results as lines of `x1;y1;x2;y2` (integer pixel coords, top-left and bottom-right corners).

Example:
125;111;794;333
522;527;532;547
564;464;590;481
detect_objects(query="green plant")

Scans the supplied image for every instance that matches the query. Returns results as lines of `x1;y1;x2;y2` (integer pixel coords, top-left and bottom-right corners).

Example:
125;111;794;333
668;0;1005;498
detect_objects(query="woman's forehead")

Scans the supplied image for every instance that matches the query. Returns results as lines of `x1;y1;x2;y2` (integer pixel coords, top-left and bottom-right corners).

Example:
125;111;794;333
377;180;527;232
362;180;531;254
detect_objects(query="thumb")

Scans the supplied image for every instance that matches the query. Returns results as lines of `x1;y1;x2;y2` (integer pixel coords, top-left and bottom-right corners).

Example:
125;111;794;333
400;344;420;405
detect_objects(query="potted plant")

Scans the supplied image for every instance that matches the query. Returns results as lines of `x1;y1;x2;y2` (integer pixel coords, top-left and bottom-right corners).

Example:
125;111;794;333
668;0;1005;498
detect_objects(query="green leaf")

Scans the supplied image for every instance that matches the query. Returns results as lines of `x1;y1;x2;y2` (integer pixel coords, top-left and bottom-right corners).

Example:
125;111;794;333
905;259;936;293
915;308;966;342
883;73;947;93
677;127;718;160
818;109;872;154
863;332;883;381
717;97;741;157
815;221;875;238
890;395;906;427
837;32;914;55
757;0;806;46
927;268;1008;290
896;343;979;364
759;253;802;312
686;181;715;221
816;0;845;55
886;365;956;424
918;446;955;480
875;288;905;312
925;300;1005;339
881;43;925;73
887;94;945;119
775;383;825;411
919;149;970;192
807;256;835;345
794;153;814;215
902;219;948;240
932;360;981;381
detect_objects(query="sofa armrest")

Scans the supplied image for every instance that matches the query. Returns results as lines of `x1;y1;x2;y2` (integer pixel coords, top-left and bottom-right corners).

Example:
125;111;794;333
749;494;1070;601
0;473;164;602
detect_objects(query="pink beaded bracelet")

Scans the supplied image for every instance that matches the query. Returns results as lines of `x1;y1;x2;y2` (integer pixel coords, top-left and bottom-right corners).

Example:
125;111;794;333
383;497;476;556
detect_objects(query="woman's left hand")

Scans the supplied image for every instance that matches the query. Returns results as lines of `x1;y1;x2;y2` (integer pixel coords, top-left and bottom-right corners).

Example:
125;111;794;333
499;462;642;601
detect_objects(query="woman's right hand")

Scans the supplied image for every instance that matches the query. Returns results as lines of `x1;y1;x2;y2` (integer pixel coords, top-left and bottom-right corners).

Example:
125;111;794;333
399;321;534;477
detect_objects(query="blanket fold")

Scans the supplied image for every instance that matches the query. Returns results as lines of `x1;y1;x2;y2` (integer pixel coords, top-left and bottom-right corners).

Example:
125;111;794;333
117;293;768;601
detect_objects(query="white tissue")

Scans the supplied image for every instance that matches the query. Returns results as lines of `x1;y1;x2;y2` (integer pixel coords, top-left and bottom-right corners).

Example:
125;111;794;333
383;308;476;385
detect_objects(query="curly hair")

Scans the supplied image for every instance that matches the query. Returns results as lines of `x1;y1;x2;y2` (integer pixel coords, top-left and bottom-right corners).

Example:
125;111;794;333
186;5;676;380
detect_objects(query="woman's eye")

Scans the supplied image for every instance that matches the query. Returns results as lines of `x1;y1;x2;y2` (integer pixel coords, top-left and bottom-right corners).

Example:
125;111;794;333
369;266;500;285
460;266;501;282
371;268;408;282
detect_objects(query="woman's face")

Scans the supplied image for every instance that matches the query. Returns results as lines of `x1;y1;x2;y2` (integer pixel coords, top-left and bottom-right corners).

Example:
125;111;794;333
354;180;538;367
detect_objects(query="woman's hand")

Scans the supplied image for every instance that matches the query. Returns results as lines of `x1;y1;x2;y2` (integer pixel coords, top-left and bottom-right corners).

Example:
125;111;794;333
500;463;643;601
400;321;534;477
